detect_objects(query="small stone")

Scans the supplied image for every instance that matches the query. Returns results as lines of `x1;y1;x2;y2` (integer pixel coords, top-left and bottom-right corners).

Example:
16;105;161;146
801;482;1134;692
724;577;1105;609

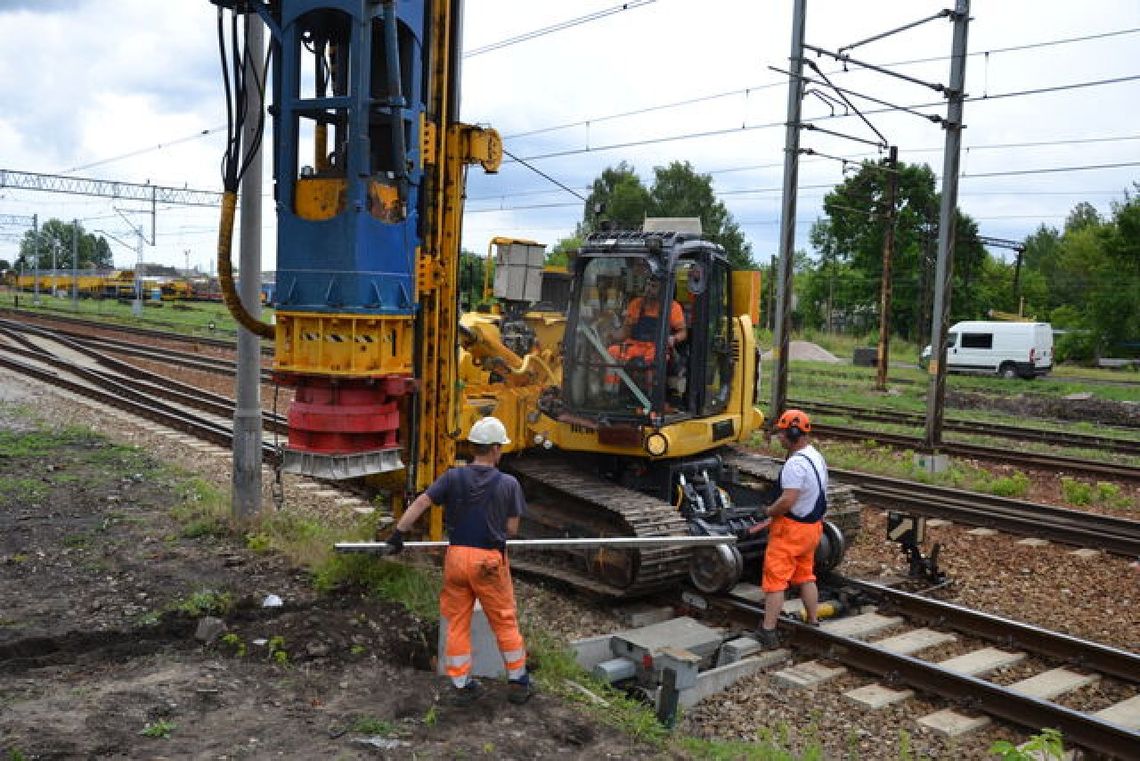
195;616;227;644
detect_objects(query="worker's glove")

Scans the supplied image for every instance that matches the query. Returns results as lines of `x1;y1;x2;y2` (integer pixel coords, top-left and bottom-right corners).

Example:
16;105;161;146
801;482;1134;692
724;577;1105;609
386;529;405;555
735;526;754;542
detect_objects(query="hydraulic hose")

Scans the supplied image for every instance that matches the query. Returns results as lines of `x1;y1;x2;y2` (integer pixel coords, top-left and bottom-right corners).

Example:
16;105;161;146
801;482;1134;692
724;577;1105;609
217;190;275;339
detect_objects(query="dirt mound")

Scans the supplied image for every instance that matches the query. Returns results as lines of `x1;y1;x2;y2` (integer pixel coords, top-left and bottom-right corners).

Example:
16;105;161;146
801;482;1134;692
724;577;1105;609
947;389;1140;428
760;340;841;363
0;411;654;760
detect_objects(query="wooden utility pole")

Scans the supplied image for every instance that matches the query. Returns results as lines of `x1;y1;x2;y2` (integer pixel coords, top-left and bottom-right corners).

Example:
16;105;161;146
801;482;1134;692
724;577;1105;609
876;146;898;390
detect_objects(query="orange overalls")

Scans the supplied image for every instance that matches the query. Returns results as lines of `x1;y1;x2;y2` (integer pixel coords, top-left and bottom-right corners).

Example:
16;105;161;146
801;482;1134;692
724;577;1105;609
761;453;828;593
437;469;527;688
606;297;685;387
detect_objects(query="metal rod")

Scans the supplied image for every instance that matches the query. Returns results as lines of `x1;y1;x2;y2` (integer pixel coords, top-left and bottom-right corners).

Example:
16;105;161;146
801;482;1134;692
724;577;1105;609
837;10;951;55
804;43;945;93
335;535;739;554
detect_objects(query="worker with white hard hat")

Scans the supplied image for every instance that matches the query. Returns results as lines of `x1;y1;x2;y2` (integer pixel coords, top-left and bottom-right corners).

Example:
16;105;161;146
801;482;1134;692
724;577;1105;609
389;416;532;706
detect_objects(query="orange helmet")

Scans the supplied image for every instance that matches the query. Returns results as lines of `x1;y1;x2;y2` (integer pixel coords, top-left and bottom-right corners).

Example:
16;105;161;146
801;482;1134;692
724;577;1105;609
776;409;811;438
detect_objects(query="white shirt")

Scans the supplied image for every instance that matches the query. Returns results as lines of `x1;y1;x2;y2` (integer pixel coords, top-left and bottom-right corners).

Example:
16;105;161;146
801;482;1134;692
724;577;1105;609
779;444;828;519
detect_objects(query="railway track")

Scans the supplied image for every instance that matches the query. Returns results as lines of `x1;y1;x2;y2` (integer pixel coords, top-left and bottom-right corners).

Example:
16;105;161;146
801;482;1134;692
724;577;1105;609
793;398;1140;457
728;451;1140;558
709;579;1140;758
3;320;1137;559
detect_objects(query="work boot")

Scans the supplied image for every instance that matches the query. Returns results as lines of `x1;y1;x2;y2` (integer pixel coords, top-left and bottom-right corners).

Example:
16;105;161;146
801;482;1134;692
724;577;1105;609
450;680;482;707
756;627;781;650
507;676;533;705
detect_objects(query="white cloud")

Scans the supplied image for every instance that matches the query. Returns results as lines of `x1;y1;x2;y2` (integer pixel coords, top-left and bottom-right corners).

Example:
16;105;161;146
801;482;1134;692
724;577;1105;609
1;0;1137;270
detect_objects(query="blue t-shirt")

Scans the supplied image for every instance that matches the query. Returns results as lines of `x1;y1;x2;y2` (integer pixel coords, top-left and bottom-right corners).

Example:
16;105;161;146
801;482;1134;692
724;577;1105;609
425;464;527;549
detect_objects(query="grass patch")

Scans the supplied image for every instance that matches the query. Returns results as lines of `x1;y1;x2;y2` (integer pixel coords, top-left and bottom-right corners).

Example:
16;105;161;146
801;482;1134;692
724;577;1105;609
312;554;441;620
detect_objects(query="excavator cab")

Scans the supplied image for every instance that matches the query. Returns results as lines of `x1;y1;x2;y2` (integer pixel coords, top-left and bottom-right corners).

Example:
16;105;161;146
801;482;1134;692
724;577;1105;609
562;231;734;424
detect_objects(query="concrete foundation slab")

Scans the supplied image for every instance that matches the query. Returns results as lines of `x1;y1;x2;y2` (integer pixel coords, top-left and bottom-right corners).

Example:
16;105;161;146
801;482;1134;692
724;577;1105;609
679;651;789;709
967;527;999;537
716;636;762;667
611;617;722;663
844;684;914;709
1069;548;1101;559
938;647;1026;676
1016;538;1051;547
821;612;903;639
1009;668;1099;700
1094;694;1140;730
570;634;613;671
871;628;957;655
617;603;675;628
918;709;991;737
773;660;847;688
925;519;952;528
438;600;505;680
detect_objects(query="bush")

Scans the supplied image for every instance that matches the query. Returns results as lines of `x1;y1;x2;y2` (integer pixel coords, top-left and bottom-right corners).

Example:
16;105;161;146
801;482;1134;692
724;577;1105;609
1060;477;1093;506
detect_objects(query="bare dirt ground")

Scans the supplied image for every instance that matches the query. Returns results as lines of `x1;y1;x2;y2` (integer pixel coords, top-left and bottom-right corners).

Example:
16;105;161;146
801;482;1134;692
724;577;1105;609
0;394;656;760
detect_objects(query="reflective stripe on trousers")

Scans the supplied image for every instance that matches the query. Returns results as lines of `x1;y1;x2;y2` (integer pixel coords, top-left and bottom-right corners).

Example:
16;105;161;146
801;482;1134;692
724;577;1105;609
440;545;527;687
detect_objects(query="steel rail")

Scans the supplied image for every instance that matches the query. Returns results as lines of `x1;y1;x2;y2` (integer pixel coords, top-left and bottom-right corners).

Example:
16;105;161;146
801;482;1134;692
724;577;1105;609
721;595;1140;759
813;423;1140;482
793;398;1140;456
854;482;1140;557
731;451;1140;557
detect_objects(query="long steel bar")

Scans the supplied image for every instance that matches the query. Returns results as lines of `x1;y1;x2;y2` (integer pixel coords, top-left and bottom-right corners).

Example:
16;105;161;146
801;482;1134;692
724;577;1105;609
335;535;737;553
837;10;952;54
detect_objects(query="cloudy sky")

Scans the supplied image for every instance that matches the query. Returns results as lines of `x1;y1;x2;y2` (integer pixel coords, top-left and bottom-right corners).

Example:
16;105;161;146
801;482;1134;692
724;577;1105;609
1;0;1137;272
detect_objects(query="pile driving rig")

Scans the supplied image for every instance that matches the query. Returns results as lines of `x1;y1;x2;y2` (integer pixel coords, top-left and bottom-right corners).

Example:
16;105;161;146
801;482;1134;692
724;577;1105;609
212;0;860;597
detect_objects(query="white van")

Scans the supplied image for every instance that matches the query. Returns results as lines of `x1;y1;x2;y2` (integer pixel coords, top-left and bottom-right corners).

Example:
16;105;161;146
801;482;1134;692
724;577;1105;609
921;321;1053;379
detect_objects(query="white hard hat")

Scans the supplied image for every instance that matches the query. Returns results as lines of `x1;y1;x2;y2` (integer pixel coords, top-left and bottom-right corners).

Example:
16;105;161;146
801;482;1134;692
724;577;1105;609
468;416;511;446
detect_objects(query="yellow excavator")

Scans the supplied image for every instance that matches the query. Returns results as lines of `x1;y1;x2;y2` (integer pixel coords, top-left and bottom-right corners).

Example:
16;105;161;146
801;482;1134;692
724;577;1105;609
211;0;860;597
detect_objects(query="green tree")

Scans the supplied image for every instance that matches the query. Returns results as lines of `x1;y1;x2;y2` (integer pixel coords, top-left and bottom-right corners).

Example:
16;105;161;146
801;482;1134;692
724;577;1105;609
647;161;753;269
580;162;651;234
578;160;755;269
808;158;984;338
16;219;112;271
546;235;581;267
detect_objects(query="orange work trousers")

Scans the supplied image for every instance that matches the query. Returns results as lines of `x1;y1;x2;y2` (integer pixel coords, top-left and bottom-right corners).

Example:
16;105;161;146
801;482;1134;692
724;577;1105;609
606;340;657;386
761;516;823;593
440;545;527;688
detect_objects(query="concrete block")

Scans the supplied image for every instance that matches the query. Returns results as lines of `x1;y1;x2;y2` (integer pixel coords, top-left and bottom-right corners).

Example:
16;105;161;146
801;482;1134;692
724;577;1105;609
592;657;636;684
438;600;504;679
925;519;952;528
1094;694;1140;730
772;659;846;688
938;647;1025;676
1069;548;1101;559
967;527;999;537
657;647;701;690
716;636;762;667
570;634;613;671
821;612;903;639
871;628;957;655
679;651;788;709
1008;668;1099;700
844;683;914;709
918;709;991;737
913;452;950;473
1016;537;1050;547
617;603;675;628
